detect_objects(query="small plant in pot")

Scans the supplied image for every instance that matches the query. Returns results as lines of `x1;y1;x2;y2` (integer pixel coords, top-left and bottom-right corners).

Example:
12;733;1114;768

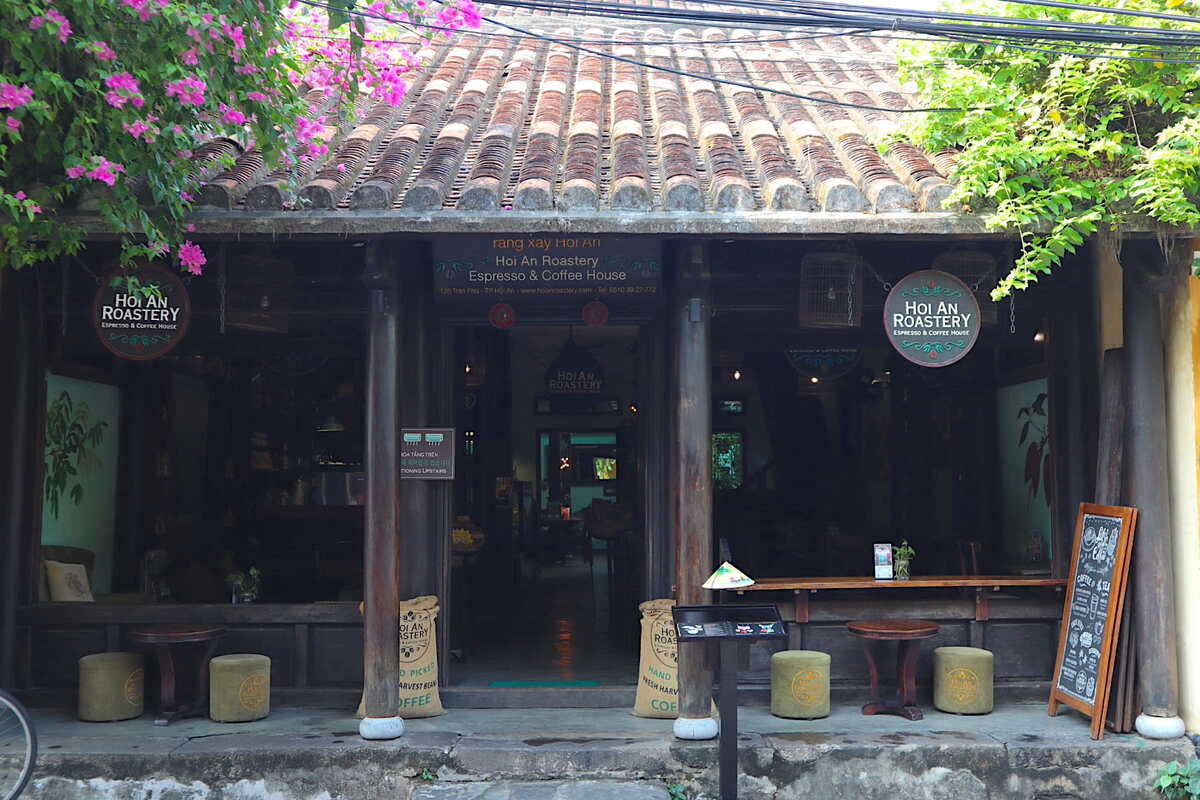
226;567;261;604
893;541;915;580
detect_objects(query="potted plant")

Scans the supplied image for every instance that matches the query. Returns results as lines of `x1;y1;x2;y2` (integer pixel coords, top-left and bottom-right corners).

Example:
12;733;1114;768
893;541;915;580
226;567;261;604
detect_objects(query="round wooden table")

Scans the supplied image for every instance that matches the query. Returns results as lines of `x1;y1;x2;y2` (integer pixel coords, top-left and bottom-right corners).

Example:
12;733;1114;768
130;624;226;726
846;619;939;721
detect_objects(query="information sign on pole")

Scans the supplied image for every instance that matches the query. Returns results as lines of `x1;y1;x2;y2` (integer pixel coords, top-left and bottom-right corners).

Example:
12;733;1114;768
400;428;455;480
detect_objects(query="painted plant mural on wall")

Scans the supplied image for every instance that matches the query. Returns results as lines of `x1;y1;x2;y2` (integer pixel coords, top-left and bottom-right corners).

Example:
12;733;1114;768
1018;391;1052;509
43;389;107;518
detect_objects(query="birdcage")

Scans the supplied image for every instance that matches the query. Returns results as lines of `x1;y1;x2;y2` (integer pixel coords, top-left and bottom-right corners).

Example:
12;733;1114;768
796;252;864;329
931;249;999;326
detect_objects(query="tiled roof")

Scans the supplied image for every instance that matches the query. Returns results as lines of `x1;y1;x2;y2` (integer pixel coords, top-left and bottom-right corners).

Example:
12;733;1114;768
194;14;958;216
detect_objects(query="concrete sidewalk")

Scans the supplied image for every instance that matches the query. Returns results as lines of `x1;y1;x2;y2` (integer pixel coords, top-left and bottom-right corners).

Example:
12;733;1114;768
23;702;1195;799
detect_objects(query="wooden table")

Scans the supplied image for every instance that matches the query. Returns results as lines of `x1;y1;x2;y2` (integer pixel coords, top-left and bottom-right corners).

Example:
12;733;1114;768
736;576;1067;623
847;619;939;721
130;624;226;726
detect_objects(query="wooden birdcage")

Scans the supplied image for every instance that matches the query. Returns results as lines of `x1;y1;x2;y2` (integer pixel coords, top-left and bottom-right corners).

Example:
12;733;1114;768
796;252;864;329
931;250;999;326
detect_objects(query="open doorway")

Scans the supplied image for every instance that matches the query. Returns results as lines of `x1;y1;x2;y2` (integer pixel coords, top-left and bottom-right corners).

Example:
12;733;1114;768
449;324;644;687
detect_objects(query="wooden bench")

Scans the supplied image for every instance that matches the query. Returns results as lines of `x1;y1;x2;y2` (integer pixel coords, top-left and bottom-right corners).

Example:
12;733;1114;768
736;576;1067;623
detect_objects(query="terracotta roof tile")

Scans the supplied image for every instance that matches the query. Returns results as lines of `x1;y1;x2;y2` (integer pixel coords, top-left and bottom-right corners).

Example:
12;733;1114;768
194;19;955;216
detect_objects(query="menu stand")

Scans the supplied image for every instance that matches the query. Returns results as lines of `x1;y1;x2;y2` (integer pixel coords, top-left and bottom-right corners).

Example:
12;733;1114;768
673;605;787;800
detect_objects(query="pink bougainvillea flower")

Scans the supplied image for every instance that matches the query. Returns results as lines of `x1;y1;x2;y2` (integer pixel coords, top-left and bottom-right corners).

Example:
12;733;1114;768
186;223;196;232
245;91;268;103
121;0;159;22
86;156;125;187
165;75;207;107
30;205;41;214
181;48;199;66
0;83;34;110
14;191;26;200
30;8;72;42
88;41;117;61
180;191;195;203
179;241;206;275
5;117;20;131
66;165;86;179
104;73;144;109
219;103;247;125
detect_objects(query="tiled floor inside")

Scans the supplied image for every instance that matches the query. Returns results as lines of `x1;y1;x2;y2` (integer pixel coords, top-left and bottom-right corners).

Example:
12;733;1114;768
452;552;639;687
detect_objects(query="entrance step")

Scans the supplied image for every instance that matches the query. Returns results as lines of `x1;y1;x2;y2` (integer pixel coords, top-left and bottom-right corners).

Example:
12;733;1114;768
412;781;670;800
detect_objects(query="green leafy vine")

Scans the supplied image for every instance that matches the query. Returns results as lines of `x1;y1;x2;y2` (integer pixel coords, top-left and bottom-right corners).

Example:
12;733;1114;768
897;0;1200;298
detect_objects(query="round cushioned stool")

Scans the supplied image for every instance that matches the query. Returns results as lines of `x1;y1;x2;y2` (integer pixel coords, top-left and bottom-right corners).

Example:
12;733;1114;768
933;647;994;715
771;650;831;719
209;654;271;722
78;652;144;722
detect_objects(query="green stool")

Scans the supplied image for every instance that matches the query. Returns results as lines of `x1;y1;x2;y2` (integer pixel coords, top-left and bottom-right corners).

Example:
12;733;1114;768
933;646;994;714
209;654;271;722
771;650;831;719
78;652;144;722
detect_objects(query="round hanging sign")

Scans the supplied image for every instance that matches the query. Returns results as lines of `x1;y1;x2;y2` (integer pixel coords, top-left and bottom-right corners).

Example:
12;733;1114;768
883;270;980;368
92;264;191;360
487;302;516;329
581;300;609;327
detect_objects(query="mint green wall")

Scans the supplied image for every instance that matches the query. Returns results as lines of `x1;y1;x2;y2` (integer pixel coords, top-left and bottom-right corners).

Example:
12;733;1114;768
40;373;121;594
996;378;1053;567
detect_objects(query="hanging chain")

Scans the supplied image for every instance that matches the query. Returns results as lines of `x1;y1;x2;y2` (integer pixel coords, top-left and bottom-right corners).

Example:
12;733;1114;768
1009;293;1017;335
846;263;857;325
865;260;892;292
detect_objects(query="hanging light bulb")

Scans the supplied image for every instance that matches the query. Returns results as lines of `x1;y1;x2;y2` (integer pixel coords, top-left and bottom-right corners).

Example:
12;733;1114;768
732;369;742;381
464;364;472;374
1033;331;1046;343
810;376;820;384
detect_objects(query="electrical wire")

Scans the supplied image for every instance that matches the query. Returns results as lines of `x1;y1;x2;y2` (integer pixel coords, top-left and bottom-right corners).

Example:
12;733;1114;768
290;0;1200;118
294;0;969;111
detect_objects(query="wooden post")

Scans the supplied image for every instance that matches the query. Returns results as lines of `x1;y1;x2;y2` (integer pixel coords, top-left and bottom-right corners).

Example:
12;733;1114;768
400;262;435;598
0;269;38;688
672;241;717;740
359;244;404;740
1123;256;1184;739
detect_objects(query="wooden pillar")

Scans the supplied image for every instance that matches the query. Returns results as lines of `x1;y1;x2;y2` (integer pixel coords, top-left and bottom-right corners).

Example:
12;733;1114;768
400;261;435;598
359;244;404;740
672;241;716;740
1123;254;1184;738
0;269;39;688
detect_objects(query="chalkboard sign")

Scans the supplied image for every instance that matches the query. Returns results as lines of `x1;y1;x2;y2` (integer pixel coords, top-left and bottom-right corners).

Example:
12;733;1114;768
1048;503;1137;739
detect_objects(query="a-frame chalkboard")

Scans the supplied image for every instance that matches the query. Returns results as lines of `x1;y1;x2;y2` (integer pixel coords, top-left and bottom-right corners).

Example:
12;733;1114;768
1048;503;1138;740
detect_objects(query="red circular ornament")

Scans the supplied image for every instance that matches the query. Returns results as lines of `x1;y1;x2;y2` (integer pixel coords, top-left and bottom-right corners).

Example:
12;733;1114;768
582;300;609;327
488;303;516;329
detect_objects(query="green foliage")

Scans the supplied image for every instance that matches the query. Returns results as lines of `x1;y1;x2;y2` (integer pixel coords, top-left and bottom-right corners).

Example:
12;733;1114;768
898;0;1200;298
43;389;107;518
666;784;689;800
419;768;436;782
893;540;915;563
1154;759;1200;799
225;566;261;600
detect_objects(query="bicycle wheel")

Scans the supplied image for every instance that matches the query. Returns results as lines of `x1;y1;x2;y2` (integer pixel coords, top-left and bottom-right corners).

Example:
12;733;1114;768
0;689;36;800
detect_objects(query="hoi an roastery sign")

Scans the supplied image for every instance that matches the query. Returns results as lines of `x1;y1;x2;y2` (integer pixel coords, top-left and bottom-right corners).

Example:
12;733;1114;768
92;265;191;360
883;270;980;367
433;237;661;315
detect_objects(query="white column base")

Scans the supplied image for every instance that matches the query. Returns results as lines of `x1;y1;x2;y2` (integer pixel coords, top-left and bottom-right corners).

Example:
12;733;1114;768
1135;713;1185;740
673;716;719;740
359;715;405;740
